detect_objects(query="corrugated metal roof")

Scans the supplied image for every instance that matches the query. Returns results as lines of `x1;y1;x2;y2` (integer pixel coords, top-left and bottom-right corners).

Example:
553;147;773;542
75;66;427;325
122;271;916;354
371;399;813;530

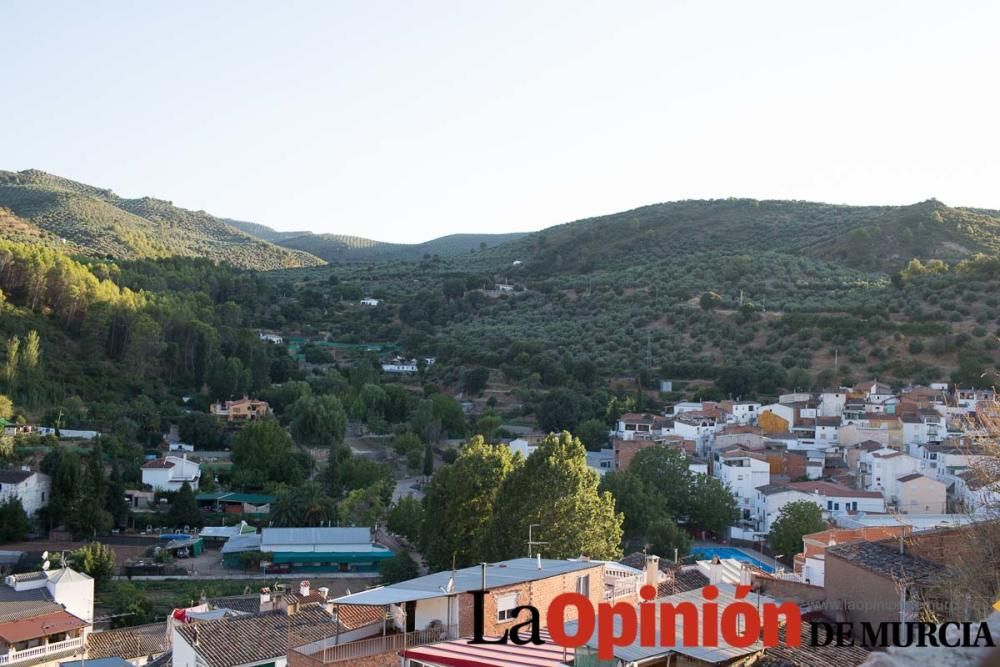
261;527;371;546
562;583;774;664
333;558;602;606
221;534;262;554
401;629;574;667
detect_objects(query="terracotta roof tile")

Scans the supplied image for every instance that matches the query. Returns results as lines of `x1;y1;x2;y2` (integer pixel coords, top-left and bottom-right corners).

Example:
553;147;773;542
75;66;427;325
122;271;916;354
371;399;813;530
87;623;170;659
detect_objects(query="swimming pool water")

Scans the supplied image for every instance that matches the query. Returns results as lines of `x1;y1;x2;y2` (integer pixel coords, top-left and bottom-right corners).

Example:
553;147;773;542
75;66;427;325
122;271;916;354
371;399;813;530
690;546;775;573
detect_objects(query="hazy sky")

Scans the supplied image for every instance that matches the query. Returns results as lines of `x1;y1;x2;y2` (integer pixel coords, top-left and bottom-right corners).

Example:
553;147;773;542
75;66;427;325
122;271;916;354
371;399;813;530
2;1;998;243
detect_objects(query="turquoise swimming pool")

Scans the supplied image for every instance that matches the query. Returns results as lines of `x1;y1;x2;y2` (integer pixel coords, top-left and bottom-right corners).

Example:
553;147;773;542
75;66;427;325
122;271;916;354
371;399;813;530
690;546;775;573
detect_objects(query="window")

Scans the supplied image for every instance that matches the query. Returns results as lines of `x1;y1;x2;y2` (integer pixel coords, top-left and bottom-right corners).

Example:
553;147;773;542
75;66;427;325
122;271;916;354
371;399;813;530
827;501;833;510
576;574;590;597
496;593;518;622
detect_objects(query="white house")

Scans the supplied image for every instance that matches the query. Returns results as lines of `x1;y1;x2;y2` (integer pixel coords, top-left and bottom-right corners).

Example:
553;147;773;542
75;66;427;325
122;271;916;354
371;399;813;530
4;565;94;624
856;380;894;405
901;412;943;446
141;456;200;492
257;331;283;344
0;469;51;517
720;401;761;426
613;413;672;441
715;451;770;523
814;417;841;444
858;448;923;494
818;391;847;418
586;449;614;477
894;473;947;514
360;297;381;306
754;480;885;533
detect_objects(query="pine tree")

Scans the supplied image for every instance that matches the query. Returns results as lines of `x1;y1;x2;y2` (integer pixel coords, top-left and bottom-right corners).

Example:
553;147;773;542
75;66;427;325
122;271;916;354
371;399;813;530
2;335;19;393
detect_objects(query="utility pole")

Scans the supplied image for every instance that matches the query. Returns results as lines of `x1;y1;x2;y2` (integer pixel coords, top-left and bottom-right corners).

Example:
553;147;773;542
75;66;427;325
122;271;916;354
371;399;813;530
527;524;548;558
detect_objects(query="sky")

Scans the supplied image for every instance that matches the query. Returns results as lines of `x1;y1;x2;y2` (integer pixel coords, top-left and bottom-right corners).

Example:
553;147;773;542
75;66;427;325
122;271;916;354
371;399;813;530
2;1;999;243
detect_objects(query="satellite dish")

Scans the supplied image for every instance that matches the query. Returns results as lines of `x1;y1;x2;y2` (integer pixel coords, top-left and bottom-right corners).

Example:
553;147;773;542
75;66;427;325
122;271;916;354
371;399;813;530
42;560;50;571
41;551;49;560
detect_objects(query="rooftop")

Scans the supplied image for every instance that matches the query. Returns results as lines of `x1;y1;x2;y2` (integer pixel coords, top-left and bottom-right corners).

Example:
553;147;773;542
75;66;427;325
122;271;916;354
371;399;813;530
0;586;61;623
400;629;572;667
0;469;35;484
262;527;371;547
87;623;170;659
175;606;382;667
825;540;941;583
0;610;87;643
334;558;601;606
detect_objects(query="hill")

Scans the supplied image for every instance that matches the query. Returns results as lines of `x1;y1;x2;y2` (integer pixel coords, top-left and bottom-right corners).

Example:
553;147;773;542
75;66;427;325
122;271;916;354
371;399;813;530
270;197;1000;410
479;198;1000;276
0;170;324;271
231;219;528;263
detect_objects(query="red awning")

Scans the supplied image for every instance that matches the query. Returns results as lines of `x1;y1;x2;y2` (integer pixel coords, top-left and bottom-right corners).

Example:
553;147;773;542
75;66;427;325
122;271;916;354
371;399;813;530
400;631;574;667
0;611;88;643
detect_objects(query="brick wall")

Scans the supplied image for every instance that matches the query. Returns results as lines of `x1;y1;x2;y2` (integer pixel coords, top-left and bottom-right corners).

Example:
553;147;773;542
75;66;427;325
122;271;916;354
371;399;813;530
456;562;607;636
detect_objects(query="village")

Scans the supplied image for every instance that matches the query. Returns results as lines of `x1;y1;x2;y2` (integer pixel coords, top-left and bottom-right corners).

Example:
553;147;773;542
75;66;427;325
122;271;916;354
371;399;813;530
1;377;998;667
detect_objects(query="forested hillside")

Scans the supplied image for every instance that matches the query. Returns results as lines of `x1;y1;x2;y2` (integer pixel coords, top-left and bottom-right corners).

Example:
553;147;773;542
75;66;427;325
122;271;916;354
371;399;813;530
234;221;529;263
0;170;324;271
268;198;1000;432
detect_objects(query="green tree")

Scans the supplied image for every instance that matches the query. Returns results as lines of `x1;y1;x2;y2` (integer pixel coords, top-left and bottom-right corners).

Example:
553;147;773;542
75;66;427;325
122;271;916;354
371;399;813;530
575;418;609;451
337;485;386;526
422;443;434;477
486;432;623;561
107;582;155;628
323;454;394;500
462;367;490;396
699;291;722;311
769;500;826;560
599;471;667;541
430;394;466;438
167;481;203;528
629;447;693;517
537;388;581;433
270;482;337;527
70;542;116;581
40;446;82;530
378;552;418;584
106;462;131;529
0;394;12;420
686;474;739;536
387;496;424;544
420;435;519;570
393;431;423;458
0;497;30;541
232;419;312;489
70;440;113;538
645;517;691;560
474;414;502;443
2;335;19;392
289;394;348;447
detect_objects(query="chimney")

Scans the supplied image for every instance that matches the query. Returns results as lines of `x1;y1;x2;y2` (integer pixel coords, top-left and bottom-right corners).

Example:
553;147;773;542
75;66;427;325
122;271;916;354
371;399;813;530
318;587;329;600
300;580;310;597
709;555;723;585
259;587;271;613
644;554;660;588
536;554;541;570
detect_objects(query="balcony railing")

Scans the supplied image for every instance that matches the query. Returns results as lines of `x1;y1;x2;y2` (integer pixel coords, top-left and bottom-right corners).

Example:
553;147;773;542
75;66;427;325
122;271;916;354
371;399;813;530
314;627;452;663
0;637;85;666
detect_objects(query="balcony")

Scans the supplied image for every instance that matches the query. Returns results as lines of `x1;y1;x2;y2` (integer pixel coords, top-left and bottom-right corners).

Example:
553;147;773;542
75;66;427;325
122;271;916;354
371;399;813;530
0;636;85;666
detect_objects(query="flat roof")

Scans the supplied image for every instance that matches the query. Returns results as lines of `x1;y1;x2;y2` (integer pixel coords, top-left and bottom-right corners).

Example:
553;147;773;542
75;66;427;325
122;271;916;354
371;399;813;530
262;527;371;546
333;558;602;606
